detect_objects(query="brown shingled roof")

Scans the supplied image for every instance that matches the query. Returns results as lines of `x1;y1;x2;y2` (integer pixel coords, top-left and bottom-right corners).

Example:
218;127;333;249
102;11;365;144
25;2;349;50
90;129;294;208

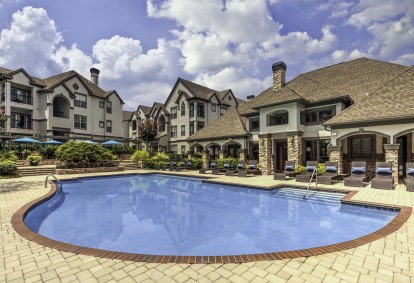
187;107;248;141
324;65;414;126
138;105;151;115
240;58;408;114
123;111;134;121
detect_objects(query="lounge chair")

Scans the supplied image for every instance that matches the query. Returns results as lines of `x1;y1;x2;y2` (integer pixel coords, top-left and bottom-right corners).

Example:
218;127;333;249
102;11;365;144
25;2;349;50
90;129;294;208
371;162;394;190
274;161;296;180
210;160;220;175
226;161;245;176
219;160;231;174
344;161;368;187
405;162;414;192
186;160;194;170
199;160;217;174
296;161;318;183
170;161;178;171
317;162;339;185
238;160;260;177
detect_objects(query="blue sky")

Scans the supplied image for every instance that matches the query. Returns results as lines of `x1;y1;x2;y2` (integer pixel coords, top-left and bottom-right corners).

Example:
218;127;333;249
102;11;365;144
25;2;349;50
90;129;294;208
0;0;413;110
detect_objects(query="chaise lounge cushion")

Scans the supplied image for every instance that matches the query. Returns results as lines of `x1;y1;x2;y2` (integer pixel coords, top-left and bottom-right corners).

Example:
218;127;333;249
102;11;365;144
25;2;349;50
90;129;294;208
306;166;316;172
325;166;337;173
406;168;414;175
351;167;366;173
376;167;392;174
285;165;295;171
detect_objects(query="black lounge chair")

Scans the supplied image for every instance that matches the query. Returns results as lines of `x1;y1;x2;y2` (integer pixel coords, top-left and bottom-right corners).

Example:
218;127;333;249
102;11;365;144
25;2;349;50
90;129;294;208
317;162;339;185
170;161;178;171
226;161;245;176
219;160;231;174
405;162;414;192
344;161;368;187
238;160;260;177
296;161;318;183
274;161;296;180
186;160;194;170
199;160;218;174
371;162;394;190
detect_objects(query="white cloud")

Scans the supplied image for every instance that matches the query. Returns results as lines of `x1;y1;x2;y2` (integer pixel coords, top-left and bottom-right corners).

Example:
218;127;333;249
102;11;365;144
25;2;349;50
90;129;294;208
52;44;93;76
0;6;62;74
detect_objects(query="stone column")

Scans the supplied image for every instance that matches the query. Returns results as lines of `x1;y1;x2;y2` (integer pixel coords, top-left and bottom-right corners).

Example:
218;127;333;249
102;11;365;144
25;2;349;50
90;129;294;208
384;144;400;184
328;145;343;174
218;150;223;159
201;150;210;169
239;149;246;162
4;81;11;132
259;134;272;175
287;133;303;165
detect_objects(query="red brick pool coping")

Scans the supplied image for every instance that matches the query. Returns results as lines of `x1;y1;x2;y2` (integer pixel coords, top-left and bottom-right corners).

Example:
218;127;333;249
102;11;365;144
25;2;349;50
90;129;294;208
11;181;412;264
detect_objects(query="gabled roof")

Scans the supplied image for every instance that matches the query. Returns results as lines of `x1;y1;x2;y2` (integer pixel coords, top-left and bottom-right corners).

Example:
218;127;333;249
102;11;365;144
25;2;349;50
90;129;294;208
123;111;134;122
0;66;125;103
187;107;248;141
324;65;414;126
149;102;167;117
239;58;408;115
137;105;151;116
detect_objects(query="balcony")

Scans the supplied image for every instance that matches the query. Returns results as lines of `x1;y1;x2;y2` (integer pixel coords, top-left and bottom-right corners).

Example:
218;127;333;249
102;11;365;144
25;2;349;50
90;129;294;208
11;119;32;130
11;95;33;105
158;125;165;132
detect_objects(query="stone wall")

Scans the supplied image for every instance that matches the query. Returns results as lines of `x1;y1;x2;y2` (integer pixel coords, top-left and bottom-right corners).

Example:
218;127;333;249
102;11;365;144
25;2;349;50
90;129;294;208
201;151;210;169
56;166;125;175
287;134;302;165
259;134;272;175
239;149;246;162
384;144;400;184
328;146;343;174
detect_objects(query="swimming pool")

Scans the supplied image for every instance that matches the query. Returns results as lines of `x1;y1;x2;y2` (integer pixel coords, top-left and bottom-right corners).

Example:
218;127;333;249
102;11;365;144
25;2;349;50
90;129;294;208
23;174;400;260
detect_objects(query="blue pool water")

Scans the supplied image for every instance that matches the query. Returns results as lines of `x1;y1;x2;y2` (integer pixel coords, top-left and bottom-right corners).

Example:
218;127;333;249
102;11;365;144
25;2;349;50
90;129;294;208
25;174;397;256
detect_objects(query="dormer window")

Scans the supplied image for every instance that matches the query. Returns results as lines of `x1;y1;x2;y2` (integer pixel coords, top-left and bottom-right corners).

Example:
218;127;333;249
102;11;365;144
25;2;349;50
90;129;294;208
74;93;87;108
267;110;288;126
301;107;335;125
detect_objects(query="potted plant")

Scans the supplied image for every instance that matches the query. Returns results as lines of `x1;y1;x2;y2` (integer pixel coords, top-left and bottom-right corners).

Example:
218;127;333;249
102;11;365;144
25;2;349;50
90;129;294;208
27;153;43;166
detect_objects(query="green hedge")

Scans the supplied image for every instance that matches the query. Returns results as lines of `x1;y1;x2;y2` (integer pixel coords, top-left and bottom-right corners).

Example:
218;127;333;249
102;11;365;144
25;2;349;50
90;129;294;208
56;142;116;168
0;160;17;175
131;150;150;163
27;153;43;166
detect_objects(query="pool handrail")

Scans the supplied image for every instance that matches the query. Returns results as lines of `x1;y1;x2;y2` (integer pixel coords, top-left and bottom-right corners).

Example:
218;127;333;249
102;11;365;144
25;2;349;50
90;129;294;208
304;167;318;199
45;174;62;188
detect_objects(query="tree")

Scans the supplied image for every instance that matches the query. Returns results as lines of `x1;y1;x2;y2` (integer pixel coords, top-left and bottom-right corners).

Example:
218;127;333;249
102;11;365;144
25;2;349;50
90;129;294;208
137;120;158;152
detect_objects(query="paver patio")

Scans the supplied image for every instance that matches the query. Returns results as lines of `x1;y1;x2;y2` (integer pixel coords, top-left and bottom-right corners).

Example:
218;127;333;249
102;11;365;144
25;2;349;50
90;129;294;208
1;170;414;282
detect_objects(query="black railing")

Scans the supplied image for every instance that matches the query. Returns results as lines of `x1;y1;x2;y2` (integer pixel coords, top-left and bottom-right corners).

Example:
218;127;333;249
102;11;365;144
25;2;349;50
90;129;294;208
11;95;33;105
10;119;32;130
158;125;165;132
53;111;64;117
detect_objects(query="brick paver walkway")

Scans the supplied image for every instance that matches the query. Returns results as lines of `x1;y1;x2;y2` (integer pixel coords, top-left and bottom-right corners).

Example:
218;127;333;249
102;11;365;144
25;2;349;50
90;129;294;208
1;171;414;282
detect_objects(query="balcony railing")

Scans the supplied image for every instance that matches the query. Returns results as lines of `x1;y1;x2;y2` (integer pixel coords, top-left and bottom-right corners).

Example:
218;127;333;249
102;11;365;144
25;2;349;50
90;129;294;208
11;95;33;105
11;119;32;130
158;125;165;132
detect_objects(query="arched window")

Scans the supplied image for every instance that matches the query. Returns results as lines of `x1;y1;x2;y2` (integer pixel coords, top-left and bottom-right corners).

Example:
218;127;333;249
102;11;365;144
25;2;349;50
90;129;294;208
181;101;185;116
158;115;165;132
267;110;288;126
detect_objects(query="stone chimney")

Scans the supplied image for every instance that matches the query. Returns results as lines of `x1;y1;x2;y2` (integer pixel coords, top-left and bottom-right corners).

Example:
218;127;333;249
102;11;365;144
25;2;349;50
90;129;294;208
90;67;100;86
272;61;286;92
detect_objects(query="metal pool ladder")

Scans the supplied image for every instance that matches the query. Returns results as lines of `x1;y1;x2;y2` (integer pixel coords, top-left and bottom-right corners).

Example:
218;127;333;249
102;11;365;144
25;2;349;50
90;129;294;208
304;167;318;199
45;174;62;189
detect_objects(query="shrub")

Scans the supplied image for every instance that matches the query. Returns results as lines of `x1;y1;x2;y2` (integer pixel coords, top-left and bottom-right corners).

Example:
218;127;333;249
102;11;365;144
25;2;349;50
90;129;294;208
21;149;32;157
131;150;150;163
317;163;326;175
41;145;56;159
192;152;203;159
27;153;43;166
188;157;203;169
0;160;17;175
110;145;134;154
168;153;183;162
0;151;18;162
151;152;170;161
55;141;116;167
295;165;306;174
295;163;326;175
216;157;239;169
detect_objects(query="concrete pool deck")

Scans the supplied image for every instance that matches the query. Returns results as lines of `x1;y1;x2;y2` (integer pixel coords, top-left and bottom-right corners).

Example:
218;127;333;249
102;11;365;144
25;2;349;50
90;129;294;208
1;170;414;282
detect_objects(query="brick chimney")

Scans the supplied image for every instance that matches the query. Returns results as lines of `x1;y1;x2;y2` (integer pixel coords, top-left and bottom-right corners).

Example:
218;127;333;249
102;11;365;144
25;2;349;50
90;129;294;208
90;67;100;86
272;61;286;92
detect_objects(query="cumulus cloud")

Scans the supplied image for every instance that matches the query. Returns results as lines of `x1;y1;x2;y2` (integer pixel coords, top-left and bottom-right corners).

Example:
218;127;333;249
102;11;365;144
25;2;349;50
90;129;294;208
0;6;62;74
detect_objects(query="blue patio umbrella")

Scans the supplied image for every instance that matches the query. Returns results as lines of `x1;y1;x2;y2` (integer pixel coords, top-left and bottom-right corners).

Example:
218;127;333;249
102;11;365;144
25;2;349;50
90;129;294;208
41;139;63;145
13;137;40;159
101;139;121;146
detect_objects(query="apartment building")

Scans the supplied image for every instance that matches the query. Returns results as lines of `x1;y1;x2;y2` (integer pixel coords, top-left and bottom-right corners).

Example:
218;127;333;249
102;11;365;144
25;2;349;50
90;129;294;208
0;67;124;141
126;78;241;153
188;58;414;182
